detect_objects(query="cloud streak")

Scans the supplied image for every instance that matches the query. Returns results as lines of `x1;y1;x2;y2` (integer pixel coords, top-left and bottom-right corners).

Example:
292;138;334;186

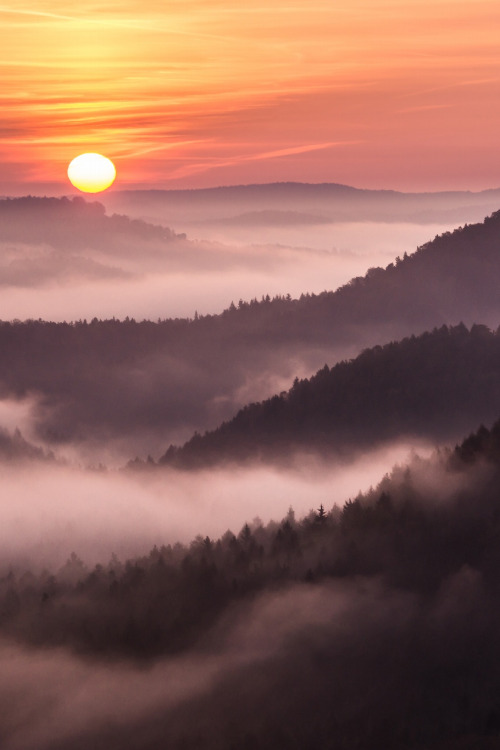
2;0;500;192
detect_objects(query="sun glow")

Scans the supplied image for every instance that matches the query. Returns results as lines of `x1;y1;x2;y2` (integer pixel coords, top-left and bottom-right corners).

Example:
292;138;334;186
67;153;116;193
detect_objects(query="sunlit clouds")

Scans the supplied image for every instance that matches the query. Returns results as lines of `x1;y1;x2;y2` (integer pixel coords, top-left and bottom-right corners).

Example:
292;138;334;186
1;0;500;192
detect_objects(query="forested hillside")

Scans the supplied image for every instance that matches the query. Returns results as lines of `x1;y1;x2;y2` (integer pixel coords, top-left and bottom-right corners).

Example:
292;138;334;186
4;419;500;748
157;323;500;466
1;210;500;454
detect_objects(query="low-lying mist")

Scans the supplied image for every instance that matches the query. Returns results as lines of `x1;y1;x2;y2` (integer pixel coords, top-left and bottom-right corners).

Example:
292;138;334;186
0;199;457;323
184;219;456;256
0;243;379;323
3;420;500;749
0;441;426;570
0;581;419;750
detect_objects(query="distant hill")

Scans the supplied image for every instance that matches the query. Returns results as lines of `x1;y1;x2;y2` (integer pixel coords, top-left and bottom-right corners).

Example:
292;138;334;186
0;195;197;290
103;181;500;226
3;211;500;453
0;195;181;249
157;324;500;467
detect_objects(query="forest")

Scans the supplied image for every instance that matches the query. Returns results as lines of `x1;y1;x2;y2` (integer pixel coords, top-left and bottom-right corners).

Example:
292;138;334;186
0;196;181;248
2;420;500;748
2;206;500;458
3;196;500;749
154;322;500;466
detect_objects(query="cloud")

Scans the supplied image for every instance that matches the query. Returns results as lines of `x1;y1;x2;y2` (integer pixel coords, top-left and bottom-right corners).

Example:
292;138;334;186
0;567;491;750
0;441;419;569
0;581;415;749
0;423;498;749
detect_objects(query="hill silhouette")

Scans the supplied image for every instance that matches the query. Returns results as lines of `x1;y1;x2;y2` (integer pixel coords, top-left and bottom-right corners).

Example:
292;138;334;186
2;211;500;454
105;181;500;226
4;419;500;748
0;195;180;249
0;427;53;463
156;323;500;467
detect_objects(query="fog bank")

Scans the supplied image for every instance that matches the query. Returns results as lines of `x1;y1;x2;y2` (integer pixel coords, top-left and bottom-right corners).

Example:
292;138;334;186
0;441;426;569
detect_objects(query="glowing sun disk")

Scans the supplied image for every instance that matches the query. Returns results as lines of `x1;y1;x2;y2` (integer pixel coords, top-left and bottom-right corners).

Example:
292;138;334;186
67;153;116;193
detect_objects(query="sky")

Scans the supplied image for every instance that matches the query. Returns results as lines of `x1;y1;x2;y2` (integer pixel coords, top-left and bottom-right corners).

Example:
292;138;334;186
1;0;500;194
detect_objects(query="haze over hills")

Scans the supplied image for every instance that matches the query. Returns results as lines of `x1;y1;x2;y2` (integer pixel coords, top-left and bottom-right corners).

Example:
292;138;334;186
6;0;500;744
0;195;414;323
0;427;53;463
0;196;181;249
2;196;500;750
4;419;500;749
103;181;500;228
155;323;500;468
1;209;500;459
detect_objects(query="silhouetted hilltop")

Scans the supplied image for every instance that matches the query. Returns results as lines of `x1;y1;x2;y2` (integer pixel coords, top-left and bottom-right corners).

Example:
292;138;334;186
4;419;500;748
223;209;500;336
0;195;180;249
2;212;500;452
104;181;500;225
158;323;500;467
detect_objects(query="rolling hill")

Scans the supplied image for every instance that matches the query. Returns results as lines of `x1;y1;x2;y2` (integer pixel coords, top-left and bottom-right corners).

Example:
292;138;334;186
157;323;500;467
2;206;500;455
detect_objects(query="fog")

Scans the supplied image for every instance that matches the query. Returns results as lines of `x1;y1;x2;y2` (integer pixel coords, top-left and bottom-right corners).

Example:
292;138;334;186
183;219;456;256
0;566;491;750
1;418;499;749
1;190;499;749
0;581;416;750
0;440;427;569
0;195;458;322
0;240;391;323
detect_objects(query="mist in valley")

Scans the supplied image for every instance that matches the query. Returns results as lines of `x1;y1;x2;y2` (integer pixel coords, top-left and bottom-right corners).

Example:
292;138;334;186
0;437;425;570
0;194;463;322
2;188;500;749
2;421;500;749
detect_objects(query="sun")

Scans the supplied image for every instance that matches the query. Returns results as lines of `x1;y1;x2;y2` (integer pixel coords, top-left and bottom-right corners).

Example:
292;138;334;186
67;153;116;193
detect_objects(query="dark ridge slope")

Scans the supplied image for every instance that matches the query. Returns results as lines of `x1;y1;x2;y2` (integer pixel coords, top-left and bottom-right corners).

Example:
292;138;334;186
6;420;500;748
158;323;500;467
1;212;500;448
0;427;54;463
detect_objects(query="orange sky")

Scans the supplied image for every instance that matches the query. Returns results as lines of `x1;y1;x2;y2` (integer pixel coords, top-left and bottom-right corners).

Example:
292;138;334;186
2;0;500;193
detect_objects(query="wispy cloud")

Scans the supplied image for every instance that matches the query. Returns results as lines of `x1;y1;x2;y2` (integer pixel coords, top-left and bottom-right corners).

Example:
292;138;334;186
2;0;500;191
397;103;455;114
164;141;362;181
0;5;156;31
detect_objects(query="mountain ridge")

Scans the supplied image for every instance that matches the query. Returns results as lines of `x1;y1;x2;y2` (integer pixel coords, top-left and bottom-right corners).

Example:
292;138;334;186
2;207;500;455
154;323;500;468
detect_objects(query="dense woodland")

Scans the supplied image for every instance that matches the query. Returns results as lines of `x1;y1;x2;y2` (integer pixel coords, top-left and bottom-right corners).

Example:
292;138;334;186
3;420;500;748
2;207;500;452
156;322;500;466
3;198;500;748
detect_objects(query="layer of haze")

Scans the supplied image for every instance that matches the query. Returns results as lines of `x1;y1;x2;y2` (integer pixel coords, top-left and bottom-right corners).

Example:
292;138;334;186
0;218;453;322
0;442;424;570
0;581;416;750
2;1;500;193
0;194;498;463
0;440;491;750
